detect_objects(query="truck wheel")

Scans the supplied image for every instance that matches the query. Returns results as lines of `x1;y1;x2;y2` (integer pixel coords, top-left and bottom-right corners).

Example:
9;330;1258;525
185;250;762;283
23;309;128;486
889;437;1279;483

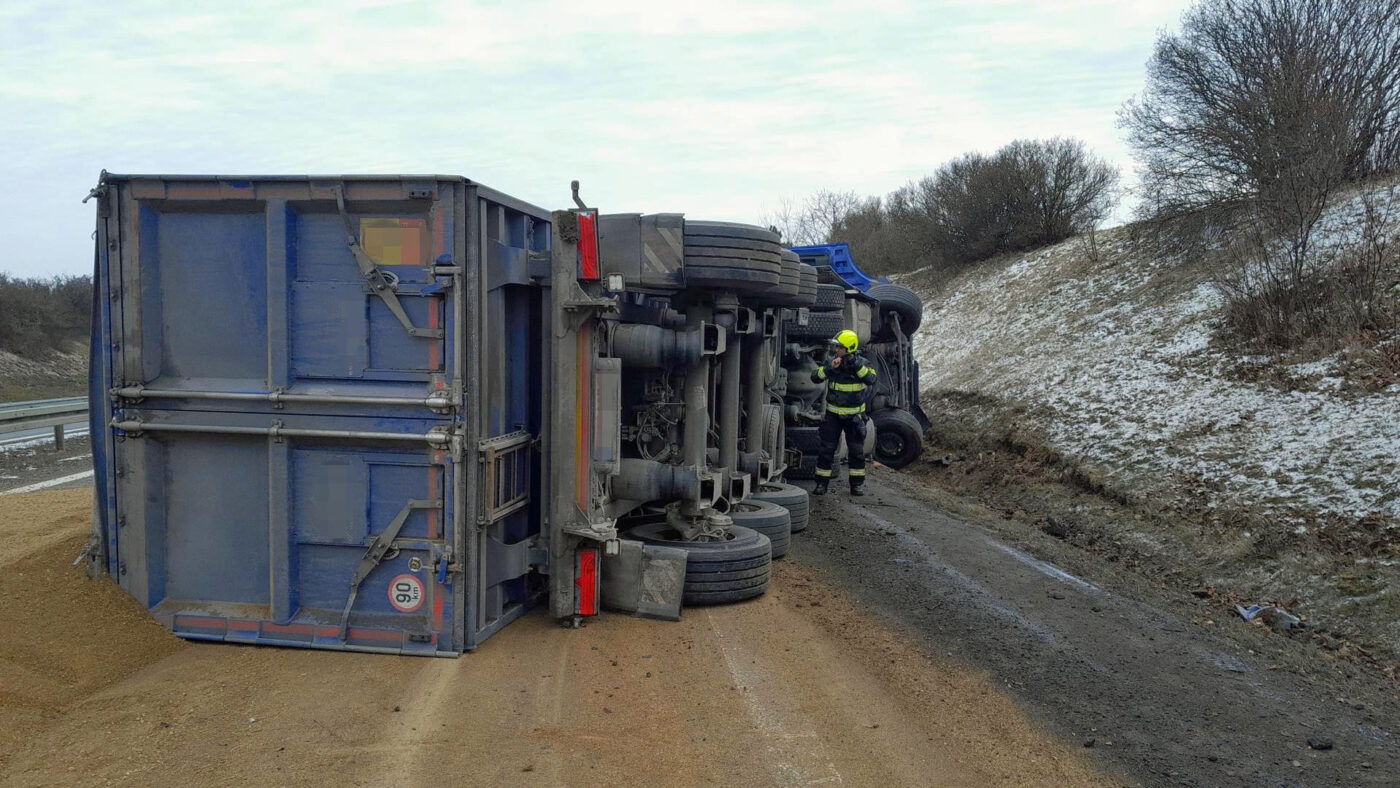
778;252;801;296
683;261;781;292
812;283;847;312
750;252;803;306
627;522;773;605
727;499;791;559
784;453;817;480
762;403;782;459
684;245;782;266
784;310;845;340
796;264;818;305
867;284;923;336
872;408;924;468
750;481;809;534
683;220;783;293
783;425;821;451
683;236;782;254
685;220;781;244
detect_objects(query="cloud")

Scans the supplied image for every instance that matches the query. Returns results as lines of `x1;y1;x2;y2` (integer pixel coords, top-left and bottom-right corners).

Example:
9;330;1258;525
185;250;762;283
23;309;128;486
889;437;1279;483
0;0;1190;276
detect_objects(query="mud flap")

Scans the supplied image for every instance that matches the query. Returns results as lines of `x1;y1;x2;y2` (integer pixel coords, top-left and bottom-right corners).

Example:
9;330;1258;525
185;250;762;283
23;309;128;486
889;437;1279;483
601;539;687;621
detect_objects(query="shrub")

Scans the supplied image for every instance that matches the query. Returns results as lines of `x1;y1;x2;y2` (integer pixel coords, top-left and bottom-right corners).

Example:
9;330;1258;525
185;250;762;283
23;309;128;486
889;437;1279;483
0;274;92;358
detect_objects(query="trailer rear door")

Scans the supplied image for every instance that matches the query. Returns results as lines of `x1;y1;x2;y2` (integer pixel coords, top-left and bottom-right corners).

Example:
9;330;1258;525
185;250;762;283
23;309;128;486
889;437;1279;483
89;175;546;654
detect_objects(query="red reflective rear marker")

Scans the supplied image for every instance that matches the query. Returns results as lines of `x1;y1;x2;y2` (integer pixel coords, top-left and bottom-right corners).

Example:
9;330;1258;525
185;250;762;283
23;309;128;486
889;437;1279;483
577;210;600;280
576;548;599;616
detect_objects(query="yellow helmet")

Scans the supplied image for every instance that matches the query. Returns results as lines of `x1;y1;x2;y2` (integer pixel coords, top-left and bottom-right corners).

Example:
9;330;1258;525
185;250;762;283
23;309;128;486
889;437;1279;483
831;330;859;352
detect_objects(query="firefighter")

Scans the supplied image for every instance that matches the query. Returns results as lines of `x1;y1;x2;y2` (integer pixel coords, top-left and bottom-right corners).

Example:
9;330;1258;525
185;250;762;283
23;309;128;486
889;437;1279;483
811;329;876;496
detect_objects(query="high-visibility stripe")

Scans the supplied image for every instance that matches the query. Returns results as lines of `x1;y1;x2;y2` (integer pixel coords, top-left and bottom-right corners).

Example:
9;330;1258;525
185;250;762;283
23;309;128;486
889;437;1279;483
815;366;827;380
826;403;865;415
830;381;865;392
857;366;875;378
849;468;866;476
815;467;833;477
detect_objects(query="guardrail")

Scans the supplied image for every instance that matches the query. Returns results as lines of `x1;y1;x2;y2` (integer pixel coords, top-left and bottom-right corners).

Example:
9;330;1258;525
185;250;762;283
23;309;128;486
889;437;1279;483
0;397;89;450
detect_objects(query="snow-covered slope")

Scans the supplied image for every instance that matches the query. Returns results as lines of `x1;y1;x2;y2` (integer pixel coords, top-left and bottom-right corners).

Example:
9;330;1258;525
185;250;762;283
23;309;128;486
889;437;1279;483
906;187;1399;526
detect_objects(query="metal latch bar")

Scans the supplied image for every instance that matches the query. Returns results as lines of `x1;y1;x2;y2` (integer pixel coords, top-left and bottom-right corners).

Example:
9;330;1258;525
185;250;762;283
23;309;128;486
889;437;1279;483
339;498;443;639
334;187;445;340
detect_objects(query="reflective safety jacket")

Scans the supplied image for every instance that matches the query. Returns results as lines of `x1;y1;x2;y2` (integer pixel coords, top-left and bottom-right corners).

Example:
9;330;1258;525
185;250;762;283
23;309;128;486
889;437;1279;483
811;352;877;416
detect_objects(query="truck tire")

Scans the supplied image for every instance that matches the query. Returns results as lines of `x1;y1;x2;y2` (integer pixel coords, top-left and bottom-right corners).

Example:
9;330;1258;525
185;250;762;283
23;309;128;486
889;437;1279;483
627;522;773;606
683;220;783;293
685;220;781;245
726;499;791;559
683;261;781;292
812;283;847;312
762;403;782;458
750;253;803;306
867;284;923;336
785;310;845;340
872;408;924;469
683;236;783;254
684;246;782;266
750;481;809;534
796;264;818;305
783;425;821;451
784;452;817;480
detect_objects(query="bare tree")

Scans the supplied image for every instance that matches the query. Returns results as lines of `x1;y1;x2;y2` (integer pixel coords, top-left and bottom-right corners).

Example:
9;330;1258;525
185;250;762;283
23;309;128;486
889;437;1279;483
1122;0;1400;219
760;196;801;245
761;190;875;246
1124;0;1400;348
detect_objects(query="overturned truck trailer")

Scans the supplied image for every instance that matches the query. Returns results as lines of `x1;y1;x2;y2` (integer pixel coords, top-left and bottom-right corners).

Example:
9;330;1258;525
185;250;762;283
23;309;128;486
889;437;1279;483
86;174;827;655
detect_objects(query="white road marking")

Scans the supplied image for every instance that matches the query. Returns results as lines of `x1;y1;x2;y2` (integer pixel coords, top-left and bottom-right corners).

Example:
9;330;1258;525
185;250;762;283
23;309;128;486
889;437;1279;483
1;470;94;495
986;539;1103;594
862;509;1068;647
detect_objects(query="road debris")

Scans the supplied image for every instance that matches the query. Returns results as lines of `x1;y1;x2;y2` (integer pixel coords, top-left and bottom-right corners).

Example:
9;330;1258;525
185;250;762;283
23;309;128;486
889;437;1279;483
1234;604;1302;631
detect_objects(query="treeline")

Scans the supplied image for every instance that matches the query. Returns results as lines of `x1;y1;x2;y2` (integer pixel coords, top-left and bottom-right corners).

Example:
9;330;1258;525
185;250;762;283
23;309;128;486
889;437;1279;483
766;138;1119;278
771;0;1400;351
0;274;92;358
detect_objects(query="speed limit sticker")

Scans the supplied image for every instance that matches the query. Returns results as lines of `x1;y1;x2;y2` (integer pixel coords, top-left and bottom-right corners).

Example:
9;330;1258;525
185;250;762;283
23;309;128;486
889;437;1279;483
387;574;424;613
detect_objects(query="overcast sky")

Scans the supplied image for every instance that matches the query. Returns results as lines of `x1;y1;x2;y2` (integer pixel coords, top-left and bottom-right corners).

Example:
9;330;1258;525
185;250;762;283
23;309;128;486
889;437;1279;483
0;0;1192;278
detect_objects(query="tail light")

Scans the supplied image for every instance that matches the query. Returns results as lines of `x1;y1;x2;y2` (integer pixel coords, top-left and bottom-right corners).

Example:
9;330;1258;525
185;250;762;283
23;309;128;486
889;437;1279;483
575;547;599;616
577;210;600;281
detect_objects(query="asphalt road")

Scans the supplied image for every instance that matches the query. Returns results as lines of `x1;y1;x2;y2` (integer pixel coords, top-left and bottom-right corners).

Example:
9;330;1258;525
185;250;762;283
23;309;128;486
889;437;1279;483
796;471;1400;787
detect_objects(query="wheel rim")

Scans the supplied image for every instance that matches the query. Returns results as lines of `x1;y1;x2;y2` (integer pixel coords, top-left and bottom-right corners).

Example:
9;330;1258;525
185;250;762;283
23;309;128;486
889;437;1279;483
877;431;905;459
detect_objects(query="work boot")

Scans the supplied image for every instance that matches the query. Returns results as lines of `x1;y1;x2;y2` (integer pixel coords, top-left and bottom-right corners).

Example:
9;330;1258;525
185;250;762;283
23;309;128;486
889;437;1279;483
849;482;866;497
812;479;828;496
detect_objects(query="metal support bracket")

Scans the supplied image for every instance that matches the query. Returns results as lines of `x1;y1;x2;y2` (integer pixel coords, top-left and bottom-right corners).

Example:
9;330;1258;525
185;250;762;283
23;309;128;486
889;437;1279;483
339;498;443;639
334;187;444;340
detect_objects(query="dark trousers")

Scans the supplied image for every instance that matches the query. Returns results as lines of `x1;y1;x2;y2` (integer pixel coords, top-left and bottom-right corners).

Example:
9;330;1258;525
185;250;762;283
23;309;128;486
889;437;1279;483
815;414;866;483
